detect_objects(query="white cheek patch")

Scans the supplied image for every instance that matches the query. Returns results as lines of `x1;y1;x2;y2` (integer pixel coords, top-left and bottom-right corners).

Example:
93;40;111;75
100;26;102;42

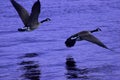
22;27;26;29
27;27;31;31
71;37;77;40
21;27;31;31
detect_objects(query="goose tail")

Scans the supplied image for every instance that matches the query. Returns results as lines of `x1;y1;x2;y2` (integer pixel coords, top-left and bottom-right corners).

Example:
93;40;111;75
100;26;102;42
106;48;120;53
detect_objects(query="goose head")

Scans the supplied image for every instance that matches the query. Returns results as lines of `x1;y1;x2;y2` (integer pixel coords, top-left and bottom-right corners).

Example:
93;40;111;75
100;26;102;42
45;18;51;21
96;28;102;31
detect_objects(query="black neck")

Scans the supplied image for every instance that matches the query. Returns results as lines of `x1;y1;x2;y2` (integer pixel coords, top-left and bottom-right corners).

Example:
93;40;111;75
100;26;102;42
40;19;48;23
90;29;99;33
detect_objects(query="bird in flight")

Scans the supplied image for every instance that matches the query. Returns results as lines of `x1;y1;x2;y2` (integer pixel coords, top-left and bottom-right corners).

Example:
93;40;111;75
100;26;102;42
10;0;51;32
65;28;110;50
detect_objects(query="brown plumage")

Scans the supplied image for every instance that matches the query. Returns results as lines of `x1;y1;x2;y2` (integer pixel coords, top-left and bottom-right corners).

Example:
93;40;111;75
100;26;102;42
10;0;50;32
10;0;30;25
65;28;109;49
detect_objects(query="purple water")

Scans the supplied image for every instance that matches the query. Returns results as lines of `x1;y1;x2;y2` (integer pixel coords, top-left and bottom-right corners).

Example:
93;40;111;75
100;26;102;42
0;0;120;80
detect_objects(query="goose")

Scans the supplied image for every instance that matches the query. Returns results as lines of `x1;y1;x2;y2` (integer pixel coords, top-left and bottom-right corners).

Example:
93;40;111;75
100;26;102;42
65;28;110;50
10;0;51;32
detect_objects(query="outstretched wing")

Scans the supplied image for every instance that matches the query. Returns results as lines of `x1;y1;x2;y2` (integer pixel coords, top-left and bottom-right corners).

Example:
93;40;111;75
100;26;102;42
10;0;29;26
27;0;41;26
82;34;109;49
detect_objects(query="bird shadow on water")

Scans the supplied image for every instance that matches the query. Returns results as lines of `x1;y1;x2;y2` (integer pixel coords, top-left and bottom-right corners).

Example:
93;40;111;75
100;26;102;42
65;56;89;79
18;53;41;80
65;56;120;80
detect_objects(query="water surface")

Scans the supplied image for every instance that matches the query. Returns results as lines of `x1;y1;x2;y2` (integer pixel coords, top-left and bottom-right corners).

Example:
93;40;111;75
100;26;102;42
0;0;120;80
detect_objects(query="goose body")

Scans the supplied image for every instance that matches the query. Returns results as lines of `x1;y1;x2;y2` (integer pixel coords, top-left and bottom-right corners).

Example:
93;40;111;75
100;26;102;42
10;0;50;32
65;28;109;49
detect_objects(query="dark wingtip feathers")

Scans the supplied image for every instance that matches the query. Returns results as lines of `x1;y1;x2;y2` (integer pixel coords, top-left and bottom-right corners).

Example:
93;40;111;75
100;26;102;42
65;38;76;47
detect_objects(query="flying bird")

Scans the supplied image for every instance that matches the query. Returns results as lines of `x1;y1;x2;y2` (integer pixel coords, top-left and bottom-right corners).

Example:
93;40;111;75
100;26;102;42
65;28;110;50
10;0;51;32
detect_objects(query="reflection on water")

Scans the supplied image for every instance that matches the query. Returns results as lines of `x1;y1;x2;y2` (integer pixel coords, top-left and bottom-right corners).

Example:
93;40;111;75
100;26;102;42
20;53;39;58
65;56;88;79
18;53;41;80
65;56;120;80
0;0;120;79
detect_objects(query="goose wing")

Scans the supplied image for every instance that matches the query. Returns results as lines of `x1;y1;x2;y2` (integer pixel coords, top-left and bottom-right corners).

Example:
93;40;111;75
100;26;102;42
82;34;108;49
27;0;41;26
10;0;29;26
